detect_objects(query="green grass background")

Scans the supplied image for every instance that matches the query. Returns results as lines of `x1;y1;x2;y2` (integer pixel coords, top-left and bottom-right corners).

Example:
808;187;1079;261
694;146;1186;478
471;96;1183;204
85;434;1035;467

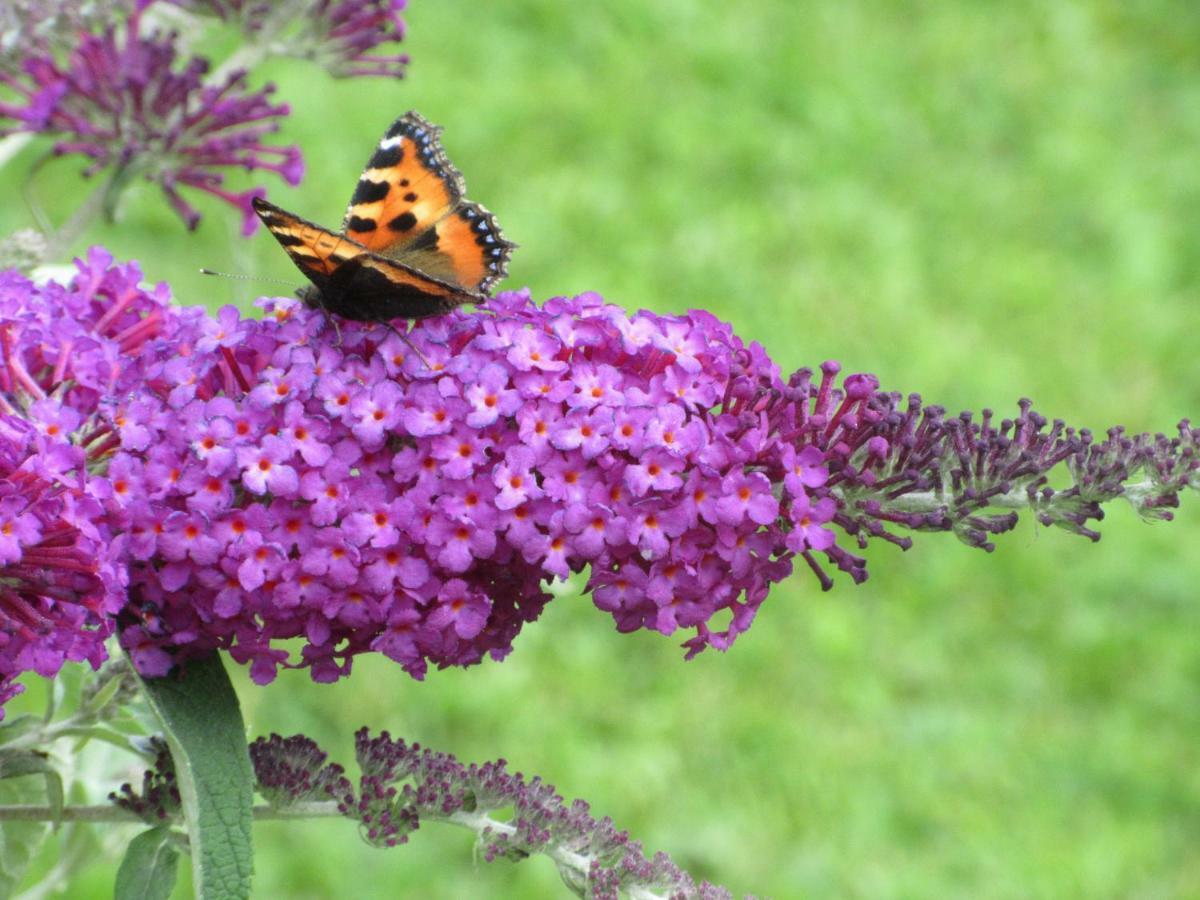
4;1;1200;897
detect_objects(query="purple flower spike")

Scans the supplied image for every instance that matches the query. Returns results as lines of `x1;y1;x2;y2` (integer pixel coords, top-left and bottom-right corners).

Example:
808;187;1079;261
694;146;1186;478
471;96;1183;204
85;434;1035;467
0;12;302;232
7;251;1194;698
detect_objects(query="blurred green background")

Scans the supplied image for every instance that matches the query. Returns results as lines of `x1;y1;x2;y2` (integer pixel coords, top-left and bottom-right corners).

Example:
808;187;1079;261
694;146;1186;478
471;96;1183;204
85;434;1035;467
5;1;1200;897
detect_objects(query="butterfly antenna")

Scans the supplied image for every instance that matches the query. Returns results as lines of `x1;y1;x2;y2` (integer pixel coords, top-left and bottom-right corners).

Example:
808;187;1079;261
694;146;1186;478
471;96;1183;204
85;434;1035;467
199;268;296;287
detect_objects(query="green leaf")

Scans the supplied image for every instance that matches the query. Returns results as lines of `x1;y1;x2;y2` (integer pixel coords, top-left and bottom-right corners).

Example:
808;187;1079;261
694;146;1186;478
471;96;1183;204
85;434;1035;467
62;724;142;755
0;714;40;745
0;767;49;896
136;652;254;900
45;659;85;722
115;827;182;900
0;748;51;780
0;748;64;828
84;662;130;714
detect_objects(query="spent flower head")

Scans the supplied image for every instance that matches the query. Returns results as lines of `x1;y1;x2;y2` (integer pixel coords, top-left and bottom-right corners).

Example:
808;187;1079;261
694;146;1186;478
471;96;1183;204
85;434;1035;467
186;0;410;79
0;7;303;233
0;0;127;74
109;736;181;823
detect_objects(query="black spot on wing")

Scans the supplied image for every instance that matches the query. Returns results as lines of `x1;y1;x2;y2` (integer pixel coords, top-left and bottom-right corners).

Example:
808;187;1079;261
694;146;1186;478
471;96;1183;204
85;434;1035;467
368;144;403;169
274;232;305;247
388;212;418;232
351;179;390;204
403;192;418;202
346;216;378;233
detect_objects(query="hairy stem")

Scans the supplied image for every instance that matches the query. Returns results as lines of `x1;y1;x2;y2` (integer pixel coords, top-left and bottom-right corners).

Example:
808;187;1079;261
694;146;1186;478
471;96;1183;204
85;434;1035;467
1;803;681;898
0;801;343;822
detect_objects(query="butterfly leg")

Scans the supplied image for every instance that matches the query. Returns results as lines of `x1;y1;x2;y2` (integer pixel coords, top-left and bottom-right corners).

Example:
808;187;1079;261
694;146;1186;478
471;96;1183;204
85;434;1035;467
382;321;431;369
296;286;344;348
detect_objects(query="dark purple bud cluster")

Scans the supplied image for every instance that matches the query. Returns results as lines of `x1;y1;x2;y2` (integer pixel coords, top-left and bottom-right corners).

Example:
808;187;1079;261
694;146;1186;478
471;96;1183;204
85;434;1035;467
249;732;353;808
109;736;181;822
773;370;1199;569
250;728;737;899
0;8;303;233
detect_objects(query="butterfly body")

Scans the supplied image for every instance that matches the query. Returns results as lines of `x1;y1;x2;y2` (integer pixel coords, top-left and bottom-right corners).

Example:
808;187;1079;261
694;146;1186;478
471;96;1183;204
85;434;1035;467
254;111;514;323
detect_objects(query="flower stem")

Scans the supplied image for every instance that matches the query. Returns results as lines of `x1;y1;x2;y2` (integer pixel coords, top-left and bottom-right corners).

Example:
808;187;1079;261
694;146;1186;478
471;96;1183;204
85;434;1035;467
207;0;312;83
0;803;680;898
863;477;1162;515
0;801;344;823
34;161;133;256
0;134;33;173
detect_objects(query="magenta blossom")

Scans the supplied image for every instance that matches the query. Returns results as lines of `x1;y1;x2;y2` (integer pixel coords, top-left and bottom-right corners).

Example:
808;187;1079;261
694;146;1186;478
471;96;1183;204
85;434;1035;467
0;249;202;716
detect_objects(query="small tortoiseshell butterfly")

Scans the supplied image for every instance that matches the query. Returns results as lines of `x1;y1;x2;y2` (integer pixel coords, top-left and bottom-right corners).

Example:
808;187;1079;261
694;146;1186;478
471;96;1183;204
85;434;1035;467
253;111;515;323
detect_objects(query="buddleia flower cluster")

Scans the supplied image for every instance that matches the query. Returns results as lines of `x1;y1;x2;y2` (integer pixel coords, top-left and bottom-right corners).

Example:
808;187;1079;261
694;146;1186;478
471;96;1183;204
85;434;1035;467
0;249;200;716
110;288;841;683
1;250;1195;718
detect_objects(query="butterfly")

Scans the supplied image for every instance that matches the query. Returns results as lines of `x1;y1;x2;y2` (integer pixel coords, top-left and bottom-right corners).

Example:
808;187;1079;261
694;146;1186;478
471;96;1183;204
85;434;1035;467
253;110;515;324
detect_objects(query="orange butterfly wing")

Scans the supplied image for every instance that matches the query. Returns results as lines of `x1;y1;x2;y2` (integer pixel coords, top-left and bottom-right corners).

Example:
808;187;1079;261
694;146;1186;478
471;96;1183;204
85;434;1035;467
341;111;514;293
252;197;364;291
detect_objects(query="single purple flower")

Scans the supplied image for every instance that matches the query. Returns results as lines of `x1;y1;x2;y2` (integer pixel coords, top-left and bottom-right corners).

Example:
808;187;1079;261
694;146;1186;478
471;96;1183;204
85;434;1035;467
464;363;520;428
781;444;829;495
715;471;779;526
785;494;837;553
237;437;299;496
624;448;686;497
426;579;491;640
507;328;566;372
431;430;493;481
492;446;542;510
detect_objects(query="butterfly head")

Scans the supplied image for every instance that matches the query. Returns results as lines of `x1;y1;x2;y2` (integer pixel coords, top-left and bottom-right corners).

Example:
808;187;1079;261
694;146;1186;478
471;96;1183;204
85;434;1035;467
295;283;325;310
